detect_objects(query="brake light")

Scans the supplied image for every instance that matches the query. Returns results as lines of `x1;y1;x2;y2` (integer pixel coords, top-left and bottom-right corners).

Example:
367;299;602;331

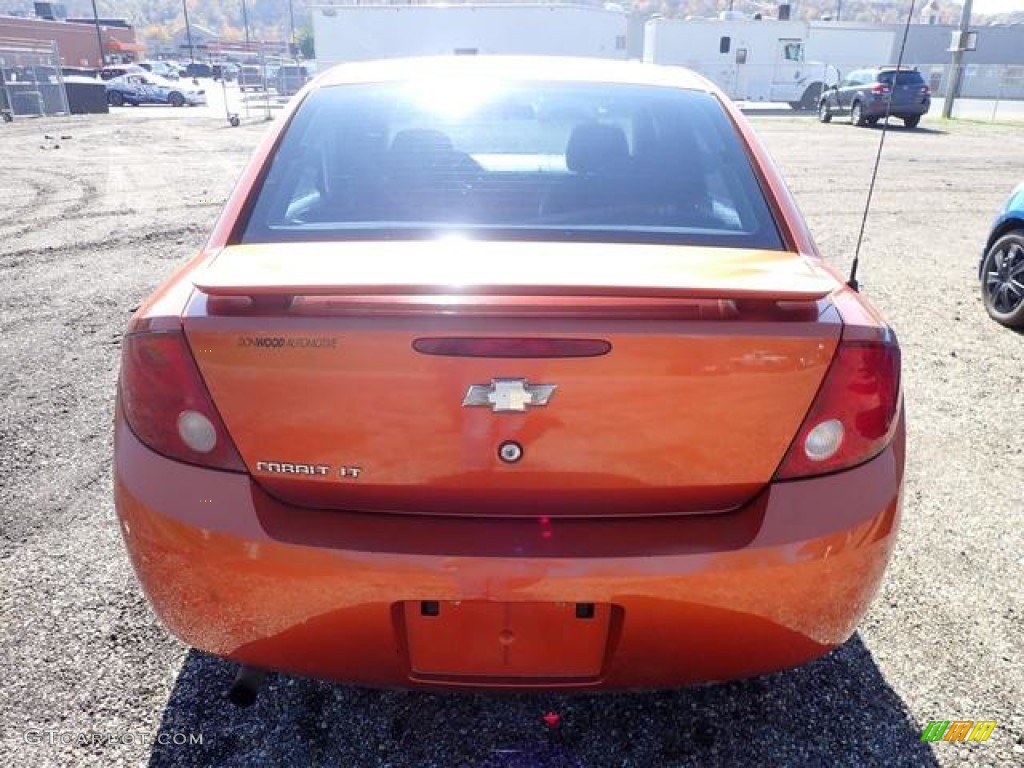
412;337;611;358
921;85;930;95
119;331;246;471
775;335;901;479
871;83;891;95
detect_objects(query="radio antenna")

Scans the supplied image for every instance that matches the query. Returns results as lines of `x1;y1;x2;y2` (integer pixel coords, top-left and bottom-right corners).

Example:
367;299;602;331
848;1;918;291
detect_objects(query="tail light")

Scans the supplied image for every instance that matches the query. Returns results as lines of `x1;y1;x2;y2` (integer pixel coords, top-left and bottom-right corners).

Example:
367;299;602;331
871;83;891;95
921;85;931;95
413;337;611;358
775;334;901;480
119;330;246;472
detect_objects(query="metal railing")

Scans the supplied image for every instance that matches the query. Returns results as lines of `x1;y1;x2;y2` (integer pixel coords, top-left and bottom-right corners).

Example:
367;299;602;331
200;40;299;125
920;63;1024;122
0;37;70;119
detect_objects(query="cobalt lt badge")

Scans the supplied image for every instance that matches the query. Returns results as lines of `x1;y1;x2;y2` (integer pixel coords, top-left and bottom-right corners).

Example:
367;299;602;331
462;379;557;413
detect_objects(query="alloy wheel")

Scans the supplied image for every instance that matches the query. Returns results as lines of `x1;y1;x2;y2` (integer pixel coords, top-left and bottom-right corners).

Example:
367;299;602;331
983;234;1024;326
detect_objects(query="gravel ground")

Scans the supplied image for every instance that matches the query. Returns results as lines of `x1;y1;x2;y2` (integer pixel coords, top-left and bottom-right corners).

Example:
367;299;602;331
0;108;1021;768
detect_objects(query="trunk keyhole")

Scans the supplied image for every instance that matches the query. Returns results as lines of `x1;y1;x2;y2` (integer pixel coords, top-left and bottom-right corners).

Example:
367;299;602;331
498;441;523;463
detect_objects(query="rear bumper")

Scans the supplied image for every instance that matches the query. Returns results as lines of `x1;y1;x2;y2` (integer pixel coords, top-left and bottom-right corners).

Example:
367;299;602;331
114;410;904;691
863;98;930;118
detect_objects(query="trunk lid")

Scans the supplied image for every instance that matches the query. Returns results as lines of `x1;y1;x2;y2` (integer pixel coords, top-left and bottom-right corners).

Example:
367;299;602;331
185;241;841;517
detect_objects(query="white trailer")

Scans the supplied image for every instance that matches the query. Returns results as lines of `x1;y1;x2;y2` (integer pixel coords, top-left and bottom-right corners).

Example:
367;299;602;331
643;16;832;109
313;3;629;68
805;22;898;79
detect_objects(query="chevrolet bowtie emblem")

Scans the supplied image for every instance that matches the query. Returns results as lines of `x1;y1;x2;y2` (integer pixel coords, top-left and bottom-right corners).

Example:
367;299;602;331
462;379;557;413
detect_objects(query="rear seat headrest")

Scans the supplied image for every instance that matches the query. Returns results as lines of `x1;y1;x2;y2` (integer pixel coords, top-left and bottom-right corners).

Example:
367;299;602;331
389;128;454;156
565;123;630;174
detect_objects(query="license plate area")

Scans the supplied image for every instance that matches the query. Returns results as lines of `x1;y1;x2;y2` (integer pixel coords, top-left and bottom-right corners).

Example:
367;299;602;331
404;601;611;679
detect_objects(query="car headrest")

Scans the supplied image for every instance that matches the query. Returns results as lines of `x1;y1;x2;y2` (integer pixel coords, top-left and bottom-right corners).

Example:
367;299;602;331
389;129;454;157
565;123;630;174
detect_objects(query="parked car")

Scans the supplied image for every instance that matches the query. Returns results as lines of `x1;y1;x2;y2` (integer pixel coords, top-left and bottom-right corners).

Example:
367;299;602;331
275;64;310;96
979;182;1024;328
212;63;239;82
99;64;146;81
115;56;904;694
238;65;267;92
138;61;180;81
105;73;206;107
818;66;931;129
183;62;213;79
161;60;184;77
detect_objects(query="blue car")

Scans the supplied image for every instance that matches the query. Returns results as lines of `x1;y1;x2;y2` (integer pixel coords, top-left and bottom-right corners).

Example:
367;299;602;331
105;73;206;108
980;183;1024;328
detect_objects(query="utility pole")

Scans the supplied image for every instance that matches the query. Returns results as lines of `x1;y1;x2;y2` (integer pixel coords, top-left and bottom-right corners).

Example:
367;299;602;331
837;1;842;22
89;0;104;67
288;0;297;57
241;0;252;51
182;0;195;64
942;0;973;119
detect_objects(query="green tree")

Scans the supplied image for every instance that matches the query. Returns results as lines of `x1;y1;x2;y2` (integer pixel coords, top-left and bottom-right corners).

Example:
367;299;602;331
296;24;314;60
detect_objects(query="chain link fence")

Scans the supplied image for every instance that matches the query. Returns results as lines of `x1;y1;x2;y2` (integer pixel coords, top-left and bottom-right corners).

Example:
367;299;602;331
0;37;70;119
917;63;1024;123
199;40;300;126
953;64;1024;123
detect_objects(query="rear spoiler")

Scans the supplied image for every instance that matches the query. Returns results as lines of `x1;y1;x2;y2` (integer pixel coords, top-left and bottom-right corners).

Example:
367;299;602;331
193;243;837;303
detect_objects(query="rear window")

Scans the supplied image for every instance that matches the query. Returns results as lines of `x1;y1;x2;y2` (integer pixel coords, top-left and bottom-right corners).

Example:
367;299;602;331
238;78;783;249
878;70;925;86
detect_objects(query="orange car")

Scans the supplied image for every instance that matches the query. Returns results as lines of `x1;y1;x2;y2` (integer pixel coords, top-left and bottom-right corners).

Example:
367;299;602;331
115;57;904;695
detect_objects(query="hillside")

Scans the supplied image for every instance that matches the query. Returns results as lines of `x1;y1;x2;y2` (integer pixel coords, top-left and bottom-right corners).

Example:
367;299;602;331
1;1;1016;47
2;0;308;44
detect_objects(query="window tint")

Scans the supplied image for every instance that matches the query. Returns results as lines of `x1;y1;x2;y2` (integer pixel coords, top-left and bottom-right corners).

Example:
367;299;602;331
239;79;783;250
877;70;925;86
841;71;864;87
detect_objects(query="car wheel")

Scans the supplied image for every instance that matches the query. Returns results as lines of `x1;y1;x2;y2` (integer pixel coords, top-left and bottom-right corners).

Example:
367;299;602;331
168;92;186;108
903;116;921;129
107;91;124;107
851;101;866;127
818;100;832;123
980;231;1024;328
